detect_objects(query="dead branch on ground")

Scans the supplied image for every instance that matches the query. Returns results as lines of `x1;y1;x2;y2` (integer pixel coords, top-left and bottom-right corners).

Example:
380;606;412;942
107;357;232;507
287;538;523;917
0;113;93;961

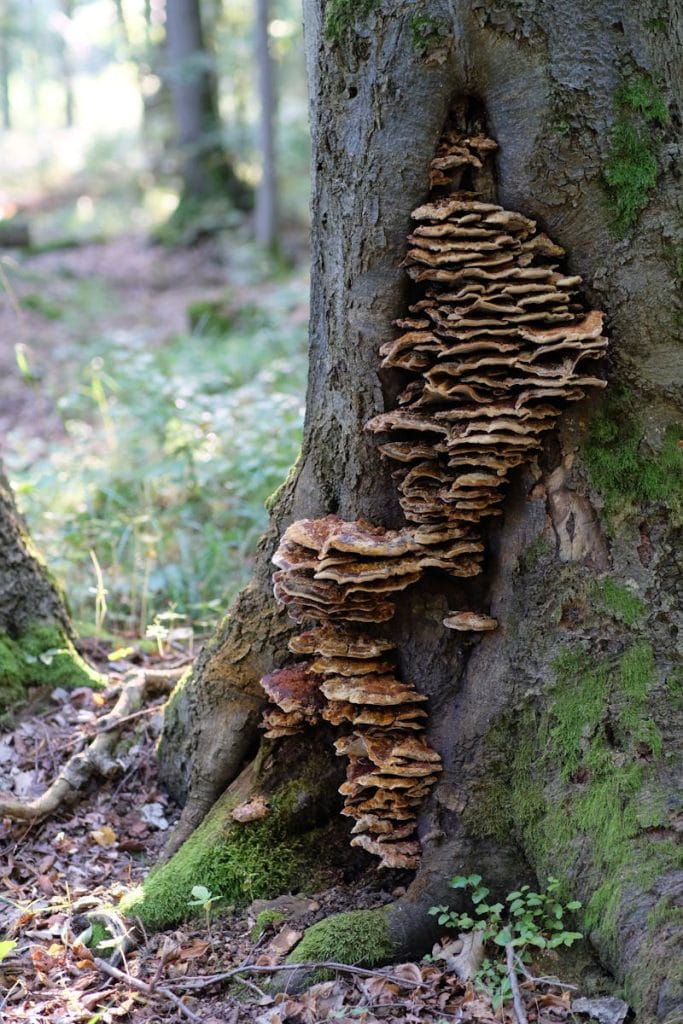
0;667;185;822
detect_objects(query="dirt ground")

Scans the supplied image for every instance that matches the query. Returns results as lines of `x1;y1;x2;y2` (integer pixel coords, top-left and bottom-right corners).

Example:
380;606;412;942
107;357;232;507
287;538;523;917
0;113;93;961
0;235;231;447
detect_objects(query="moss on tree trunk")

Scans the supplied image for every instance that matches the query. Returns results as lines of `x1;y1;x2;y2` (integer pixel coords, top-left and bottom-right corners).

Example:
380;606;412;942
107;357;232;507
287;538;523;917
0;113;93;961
0;463;103;711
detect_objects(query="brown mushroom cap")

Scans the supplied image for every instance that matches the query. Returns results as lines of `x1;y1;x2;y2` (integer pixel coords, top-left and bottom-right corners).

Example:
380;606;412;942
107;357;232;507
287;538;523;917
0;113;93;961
260;663;324;714
289;625;395;658
443;611;499;632
320;674;429;706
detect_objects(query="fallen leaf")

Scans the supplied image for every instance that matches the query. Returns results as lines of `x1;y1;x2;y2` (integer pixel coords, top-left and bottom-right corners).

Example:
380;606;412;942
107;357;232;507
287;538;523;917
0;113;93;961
178;939;211;960
268;925;302;956
231;795;270;823
90;825;118;848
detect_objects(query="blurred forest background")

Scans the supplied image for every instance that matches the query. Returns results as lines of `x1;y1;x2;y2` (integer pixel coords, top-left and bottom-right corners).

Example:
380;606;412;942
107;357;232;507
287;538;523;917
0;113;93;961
0;0;310;645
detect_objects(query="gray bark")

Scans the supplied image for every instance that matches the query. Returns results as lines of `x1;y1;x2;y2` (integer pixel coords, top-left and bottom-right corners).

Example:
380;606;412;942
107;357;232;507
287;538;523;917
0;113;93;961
164;0;249;209
0;461;71;638
158;0;681;1016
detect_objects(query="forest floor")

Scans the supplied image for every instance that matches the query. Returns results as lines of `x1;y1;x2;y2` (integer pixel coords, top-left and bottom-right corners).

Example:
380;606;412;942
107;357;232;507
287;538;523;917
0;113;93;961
0;643;580;1024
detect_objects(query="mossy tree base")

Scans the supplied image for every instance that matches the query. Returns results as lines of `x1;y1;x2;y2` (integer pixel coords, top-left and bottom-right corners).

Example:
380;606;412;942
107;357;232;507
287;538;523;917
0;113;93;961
0;622;104;714
122;733;350;931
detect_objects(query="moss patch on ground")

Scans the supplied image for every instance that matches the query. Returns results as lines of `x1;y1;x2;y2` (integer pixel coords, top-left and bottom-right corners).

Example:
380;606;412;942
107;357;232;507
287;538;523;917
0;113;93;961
0;621;103;713
582;394;683;525
603;74;669;233
287;907;394;968
121;750;342;930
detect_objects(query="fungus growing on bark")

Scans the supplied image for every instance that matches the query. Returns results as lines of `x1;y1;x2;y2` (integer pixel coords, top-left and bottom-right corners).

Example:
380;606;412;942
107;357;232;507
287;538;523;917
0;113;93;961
261;128;607;872
443;611;499;632
367;132;607;552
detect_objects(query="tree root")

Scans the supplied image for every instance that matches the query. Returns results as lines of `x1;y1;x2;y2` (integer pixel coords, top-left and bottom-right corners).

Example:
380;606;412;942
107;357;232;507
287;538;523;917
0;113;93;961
0;667;183;822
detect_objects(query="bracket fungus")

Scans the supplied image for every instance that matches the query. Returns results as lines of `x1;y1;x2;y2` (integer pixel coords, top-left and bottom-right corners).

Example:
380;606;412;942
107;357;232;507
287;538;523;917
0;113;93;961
259;128;607;871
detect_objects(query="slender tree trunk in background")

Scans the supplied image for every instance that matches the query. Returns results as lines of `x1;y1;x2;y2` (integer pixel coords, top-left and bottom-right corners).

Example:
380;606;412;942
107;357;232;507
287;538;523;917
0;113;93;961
165;0;250;214
59;0;74;128
132;1;681;1017
0;37;11;129
254;0;278;250
0;463;101;711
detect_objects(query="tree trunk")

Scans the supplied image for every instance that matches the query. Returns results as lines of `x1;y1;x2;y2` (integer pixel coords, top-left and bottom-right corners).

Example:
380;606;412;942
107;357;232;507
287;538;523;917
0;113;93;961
254;0;278;250
164;0;251;223
0;0;12;131
130;2;682;1018
0;463;102;712
59;0;75;128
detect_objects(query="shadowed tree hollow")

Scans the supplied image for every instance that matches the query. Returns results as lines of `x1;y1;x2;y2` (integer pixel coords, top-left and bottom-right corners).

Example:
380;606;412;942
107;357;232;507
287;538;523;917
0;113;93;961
123;2;682;1019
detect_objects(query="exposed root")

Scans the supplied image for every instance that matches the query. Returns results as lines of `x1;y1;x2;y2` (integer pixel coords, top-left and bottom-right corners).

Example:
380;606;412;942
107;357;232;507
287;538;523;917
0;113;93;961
0;667;183;822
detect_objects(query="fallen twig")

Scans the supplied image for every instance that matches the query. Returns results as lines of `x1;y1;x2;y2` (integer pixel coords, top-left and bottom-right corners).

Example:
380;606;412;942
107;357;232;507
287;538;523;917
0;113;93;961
0;667;184;821
167;959;429;993
506;944;528;1024
94;956;204;1024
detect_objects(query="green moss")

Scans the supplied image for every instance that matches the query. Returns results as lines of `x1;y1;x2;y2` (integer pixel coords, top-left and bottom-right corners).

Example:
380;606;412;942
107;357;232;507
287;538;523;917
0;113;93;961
603;75;669;233
0;622;103;712
324;0;380;42
251;909;286;941
550;648;610;780
473;639;680;1012
409;14;450;58
264;449;302;512
86;921;112;953
287;907;394;968
518;534;553;574
121;771;337;930
582;394;683;524
590;578;645;627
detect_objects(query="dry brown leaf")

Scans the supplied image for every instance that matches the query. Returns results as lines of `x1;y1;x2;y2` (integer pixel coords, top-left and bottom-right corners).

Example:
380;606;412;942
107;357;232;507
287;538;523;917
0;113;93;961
231;795;270;823
90;825;117;848
268;925;303;955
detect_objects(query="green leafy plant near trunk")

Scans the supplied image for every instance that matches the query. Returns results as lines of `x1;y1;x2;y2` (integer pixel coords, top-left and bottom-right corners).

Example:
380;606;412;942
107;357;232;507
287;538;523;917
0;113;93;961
430;875;582;1008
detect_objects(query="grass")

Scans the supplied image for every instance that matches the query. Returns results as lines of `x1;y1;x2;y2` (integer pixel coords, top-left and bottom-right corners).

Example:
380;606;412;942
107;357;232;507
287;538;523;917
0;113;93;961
6;252;308;635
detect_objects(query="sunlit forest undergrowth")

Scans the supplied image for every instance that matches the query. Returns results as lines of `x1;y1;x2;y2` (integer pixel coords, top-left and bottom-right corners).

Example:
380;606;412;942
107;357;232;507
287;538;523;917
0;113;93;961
5;239;308;636
0;0;311;641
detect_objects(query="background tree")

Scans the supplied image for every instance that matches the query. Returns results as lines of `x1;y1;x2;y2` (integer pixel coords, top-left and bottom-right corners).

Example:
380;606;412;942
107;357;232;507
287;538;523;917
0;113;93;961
0;461;101;713
74;0;682;1017
163;0;251;231
254;0;278;250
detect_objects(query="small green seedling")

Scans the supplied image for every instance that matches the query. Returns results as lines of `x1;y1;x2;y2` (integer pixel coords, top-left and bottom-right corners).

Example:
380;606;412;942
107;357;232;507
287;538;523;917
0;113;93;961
187;884;223;938
429;875;582;1009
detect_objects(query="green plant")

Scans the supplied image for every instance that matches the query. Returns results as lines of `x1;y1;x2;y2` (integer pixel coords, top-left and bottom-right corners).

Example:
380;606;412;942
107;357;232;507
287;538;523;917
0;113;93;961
429;875;582;1008
187;884;223;938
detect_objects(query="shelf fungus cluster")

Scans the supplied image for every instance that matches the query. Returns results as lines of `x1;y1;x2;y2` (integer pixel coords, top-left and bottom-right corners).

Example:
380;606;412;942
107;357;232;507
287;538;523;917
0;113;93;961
366;132;608;571
261;516;444;869
259;129;607;872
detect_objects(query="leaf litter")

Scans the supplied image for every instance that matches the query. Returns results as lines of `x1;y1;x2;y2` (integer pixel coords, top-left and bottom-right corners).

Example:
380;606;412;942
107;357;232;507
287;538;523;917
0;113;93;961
0;645;588;1023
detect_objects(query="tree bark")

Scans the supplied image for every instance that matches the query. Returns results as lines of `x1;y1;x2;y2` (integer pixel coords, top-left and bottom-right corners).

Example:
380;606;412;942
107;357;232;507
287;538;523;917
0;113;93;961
0;462;102;711
164;0;250;218
139;1;681;1018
